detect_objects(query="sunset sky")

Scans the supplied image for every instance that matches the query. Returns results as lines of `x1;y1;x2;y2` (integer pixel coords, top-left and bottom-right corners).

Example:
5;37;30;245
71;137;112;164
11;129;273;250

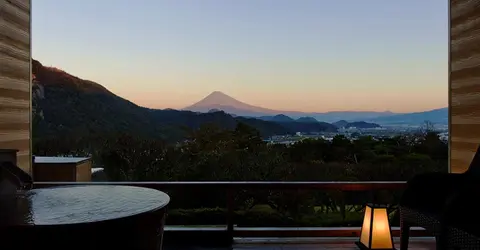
32;0;448;113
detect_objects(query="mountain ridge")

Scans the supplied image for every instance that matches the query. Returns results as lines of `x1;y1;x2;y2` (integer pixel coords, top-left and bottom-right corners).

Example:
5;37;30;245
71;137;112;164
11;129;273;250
32;58;447;136
32;60;293;140
185;91;447;124
186;91;279;114
31;59;339;142
367;107;448;125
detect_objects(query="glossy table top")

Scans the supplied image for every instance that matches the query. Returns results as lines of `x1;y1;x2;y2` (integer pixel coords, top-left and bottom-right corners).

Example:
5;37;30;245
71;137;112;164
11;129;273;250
6;185;170;226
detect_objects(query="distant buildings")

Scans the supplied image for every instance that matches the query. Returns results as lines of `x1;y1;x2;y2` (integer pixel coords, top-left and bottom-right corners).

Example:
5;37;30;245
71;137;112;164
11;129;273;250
264;126;449;145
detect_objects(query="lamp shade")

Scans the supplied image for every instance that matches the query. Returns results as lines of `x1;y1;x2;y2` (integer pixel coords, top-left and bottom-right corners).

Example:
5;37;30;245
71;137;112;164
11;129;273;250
356;203;395;250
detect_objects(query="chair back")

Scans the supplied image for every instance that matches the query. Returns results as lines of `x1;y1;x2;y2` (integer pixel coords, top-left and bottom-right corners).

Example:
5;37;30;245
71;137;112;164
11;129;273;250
0;162;33;191
465;145;480;176
0;149;32;191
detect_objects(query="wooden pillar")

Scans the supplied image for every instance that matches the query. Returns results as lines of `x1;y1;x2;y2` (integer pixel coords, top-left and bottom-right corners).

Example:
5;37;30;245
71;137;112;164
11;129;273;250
450;0;480;173
0;0;32;175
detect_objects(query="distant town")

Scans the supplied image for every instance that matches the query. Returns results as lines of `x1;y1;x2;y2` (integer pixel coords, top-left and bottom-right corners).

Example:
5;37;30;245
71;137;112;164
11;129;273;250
265;124;449;145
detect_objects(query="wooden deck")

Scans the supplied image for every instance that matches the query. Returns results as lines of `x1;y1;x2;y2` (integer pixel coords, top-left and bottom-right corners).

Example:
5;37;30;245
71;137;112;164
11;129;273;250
164;237;436;249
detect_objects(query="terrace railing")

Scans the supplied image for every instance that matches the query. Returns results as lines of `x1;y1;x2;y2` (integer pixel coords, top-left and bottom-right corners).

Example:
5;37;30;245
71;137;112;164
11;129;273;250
33;181;429;243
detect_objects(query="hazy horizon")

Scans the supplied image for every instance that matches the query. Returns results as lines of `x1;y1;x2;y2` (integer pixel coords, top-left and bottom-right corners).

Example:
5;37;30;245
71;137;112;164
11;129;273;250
33;0;448;113
183;90;447;114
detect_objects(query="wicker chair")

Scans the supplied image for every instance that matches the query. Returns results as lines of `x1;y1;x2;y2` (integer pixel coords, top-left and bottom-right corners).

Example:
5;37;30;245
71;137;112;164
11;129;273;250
399;146;480;250
441;181;480;250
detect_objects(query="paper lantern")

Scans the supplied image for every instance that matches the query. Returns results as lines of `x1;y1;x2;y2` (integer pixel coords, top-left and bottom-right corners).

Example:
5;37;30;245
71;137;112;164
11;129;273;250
355;203;395;250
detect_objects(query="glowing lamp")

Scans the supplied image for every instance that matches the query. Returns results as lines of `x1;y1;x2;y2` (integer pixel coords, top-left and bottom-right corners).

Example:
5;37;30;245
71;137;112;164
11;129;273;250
355;203;395;250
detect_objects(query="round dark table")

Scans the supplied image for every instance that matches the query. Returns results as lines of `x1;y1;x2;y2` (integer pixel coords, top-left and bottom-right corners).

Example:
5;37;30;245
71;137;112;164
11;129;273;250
2;185;170;250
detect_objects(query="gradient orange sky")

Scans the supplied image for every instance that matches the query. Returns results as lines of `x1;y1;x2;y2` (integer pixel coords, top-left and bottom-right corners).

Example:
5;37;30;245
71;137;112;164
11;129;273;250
32;0;448;113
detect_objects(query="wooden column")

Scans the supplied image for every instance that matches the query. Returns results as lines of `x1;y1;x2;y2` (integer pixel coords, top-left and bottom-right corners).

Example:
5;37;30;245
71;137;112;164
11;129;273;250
0;0;32;174
450;0;480;173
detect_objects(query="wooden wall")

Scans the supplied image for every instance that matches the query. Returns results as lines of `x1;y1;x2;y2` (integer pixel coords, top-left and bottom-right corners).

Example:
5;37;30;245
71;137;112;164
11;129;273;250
0;0;31;174
34;160;92;182
76;161;92;182
33;163;76;182
450;0;480;173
